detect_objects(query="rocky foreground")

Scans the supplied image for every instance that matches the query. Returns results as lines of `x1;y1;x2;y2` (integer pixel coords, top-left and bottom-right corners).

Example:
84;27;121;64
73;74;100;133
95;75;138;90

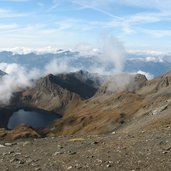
1;124;171;171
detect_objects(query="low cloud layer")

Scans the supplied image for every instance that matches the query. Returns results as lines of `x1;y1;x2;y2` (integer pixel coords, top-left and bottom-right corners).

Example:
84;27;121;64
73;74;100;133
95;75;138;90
99;34;126;73
0;57;82;104
0;63;41;104
0;36;154;104
105;73;135;93
137;70;154;80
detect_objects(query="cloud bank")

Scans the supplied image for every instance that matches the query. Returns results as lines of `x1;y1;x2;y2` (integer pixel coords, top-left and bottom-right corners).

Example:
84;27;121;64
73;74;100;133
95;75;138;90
0;63;41;104
99;34;126;73
0;35;159;104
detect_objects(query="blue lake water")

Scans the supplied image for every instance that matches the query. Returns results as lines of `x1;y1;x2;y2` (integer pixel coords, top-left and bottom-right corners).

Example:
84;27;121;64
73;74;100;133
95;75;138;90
8;109;60;129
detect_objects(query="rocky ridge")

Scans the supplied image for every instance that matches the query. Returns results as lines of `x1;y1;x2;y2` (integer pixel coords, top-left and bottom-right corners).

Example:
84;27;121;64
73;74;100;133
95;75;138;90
1;70;171;170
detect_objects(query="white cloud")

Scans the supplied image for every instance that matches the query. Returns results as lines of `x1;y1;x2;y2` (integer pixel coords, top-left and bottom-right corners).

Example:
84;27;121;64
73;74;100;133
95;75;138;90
0;0;30;1
141;29;171;38
127;49;165;56
0;8;30;18
0;0;170;50
119;0;171;11
130;56;164;63
0;63;41;104
74;43;99;56
71;0;171;36
0;22;80;48
72;0;122;19
137;70;154;80
98;34;126;73
0;24;18;30
44;59;70;75
0;58;78;104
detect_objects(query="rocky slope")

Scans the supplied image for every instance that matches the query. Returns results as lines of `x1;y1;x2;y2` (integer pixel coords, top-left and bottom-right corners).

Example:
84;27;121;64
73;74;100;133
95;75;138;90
1;125;171;171
1;70;171;138
11;70;102;115
45;71;171;136
1;70;171;170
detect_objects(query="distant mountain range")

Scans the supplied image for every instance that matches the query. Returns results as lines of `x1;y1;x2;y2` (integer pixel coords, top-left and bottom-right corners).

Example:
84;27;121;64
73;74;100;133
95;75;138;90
0;50;171;77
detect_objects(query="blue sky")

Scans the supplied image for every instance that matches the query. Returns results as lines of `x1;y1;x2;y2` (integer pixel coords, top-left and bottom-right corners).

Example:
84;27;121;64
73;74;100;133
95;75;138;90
0;0;171;52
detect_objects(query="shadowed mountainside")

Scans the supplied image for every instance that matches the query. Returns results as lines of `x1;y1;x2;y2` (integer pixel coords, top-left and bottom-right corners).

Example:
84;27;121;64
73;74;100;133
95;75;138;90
8;70;104;116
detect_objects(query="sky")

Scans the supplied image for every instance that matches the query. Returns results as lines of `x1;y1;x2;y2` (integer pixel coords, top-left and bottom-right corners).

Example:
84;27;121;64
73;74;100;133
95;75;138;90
0;0;171;52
